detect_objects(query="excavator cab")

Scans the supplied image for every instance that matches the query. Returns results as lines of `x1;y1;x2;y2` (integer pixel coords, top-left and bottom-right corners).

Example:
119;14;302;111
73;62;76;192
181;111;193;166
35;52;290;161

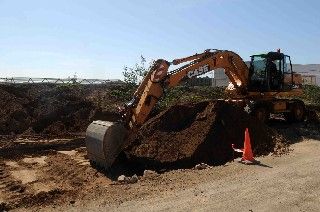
248;51;300;92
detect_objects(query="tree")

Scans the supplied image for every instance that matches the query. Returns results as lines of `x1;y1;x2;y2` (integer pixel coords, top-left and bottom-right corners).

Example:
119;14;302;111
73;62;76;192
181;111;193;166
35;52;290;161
122;55;148;85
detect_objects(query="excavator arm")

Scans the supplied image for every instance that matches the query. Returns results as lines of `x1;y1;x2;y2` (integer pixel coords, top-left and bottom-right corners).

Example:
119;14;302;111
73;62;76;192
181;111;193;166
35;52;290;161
86;49;249;168
126;49;249;128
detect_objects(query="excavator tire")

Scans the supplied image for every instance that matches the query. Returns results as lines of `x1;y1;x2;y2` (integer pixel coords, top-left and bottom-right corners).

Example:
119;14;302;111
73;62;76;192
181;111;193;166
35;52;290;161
85;121;127;169
252;106;270;123
285;101;306;123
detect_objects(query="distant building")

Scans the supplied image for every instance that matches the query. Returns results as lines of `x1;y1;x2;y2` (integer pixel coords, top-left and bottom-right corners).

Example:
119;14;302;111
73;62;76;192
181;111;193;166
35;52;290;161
293;64;320;86
212;68;229;87
186;64;320;87
212;64;320;87
300;74;317;85
186;68;230;87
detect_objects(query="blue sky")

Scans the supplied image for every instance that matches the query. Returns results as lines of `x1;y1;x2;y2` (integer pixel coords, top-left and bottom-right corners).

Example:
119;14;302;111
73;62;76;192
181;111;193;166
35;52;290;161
0;0;319;79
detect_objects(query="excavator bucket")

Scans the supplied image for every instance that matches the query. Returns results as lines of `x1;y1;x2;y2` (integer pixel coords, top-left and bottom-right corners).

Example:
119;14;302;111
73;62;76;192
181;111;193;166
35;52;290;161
85;121;127;169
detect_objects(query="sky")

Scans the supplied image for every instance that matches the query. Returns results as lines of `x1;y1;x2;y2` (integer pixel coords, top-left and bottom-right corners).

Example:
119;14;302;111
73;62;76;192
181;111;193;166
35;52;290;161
0;0;319;79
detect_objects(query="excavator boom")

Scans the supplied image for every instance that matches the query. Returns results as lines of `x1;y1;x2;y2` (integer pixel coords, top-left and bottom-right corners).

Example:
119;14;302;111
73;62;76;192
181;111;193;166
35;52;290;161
127;50;249;127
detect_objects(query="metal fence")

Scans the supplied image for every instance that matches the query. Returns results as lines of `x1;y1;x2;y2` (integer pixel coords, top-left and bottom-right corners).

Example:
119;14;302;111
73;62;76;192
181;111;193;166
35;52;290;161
0;77;124;85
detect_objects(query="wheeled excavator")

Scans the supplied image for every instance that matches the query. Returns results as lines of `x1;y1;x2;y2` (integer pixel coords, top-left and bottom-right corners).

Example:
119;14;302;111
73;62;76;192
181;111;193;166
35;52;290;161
86;49;305;168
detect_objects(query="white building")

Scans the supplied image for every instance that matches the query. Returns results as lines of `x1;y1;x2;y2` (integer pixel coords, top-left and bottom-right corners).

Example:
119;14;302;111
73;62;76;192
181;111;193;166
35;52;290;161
293;64;320;85
212;68;229;87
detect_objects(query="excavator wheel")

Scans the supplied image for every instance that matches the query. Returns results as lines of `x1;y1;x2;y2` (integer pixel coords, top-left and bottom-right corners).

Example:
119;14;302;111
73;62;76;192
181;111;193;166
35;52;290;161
85;121;128;169
285;101;306;123
252;106;270;123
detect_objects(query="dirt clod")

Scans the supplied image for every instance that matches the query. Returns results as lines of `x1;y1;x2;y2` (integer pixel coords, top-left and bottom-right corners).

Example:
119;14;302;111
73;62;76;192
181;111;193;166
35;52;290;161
143;170;159;178
117;175;126;182
195;163;210;170
117;174;138;184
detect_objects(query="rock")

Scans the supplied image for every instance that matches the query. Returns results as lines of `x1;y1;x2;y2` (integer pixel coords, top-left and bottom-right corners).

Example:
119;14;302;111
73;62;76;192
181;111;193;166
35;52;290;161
117;175;126;182
143;169;159;178
195;163;210;170
117;174;138;184
129;174;138;184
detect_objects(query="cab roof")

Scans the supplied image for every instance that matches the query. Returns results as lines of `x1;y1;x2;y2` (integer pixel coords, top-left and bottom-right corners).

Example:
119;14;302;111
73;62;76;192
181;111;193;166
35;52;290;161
250;52;288;60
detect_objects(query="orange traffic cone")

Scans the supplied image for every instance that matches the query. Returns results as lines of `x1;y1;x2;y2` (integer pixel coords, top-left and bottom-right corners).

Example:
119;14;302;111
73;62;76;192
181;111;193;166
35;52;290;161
241;128;259;164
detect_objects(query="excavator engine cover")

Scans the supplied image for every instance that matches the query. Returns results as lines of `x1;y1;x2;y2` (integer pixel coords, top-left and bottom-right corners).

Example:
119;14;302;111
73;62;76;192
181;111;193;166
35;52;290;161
85;121;127;168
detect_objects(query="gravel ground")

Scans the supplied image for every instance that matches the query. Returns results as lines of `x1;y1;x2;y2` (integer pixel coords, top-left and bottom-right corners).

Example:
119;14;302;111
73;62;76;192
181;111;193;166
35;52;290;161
0;137;317;211
0;119;318;212
36;139;320;212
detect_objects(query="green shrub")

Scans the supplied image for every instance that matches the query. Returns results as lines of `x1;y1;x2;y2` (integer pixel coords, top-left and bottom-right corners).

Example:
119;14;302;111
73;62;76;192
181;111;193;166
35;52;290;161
157;86;226;110
302;85;320;105
110;84;136;101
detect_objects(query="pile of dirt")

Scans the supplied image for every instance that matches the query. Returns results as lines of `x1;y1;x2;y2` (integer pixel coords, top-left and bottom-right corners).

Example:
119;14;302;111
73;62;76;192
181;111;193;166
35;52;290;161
0;84;124;136
124;100;286;168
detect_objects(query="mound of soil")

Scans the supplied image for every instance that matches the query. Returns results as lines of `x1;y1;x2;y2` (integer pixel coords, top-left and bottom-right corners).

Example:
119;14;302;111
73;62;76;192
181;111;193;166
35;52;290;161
124;100;285;167
0;84;124;136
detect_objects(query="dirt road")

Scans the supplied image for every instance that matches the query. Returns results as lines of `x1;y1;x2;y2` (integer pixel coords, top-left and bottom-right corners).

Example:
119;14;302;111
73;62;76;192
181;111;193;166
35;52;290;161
15;138;316;212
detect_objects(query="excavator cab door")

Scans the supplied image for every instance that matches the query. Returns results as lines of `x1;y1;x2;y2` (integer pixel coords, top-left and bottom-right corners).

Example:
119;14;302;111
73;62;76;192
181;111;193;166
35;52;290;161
283;55;302;91
248;52;285;92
